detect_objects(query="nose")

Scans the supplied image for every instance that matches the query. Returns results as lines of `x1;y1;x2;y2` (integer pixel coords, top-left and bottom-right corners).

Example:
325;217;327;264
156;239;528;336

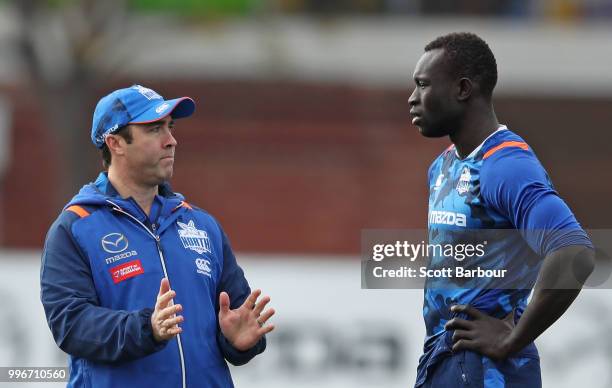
164;129;177;148
408;87;419;106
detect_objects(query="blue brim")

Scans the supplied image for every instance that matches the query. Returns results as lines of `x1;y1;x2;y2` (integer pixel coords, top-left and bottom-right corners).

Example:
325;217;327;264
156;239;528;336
129;97;195;125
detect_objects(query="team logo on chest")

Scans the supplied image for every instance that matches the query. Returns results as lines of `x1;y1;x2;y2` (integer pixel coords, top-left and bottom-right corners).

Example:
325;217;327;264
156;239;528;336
195;258;212;277
177;220;212;255
456;167;471;195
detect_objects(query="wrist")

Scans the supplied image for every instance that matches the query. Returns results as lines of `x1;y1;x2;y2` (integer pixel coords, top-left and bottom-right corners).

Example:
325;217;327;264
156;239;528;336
141;308;167;348
225;334;248;352
500;333;519;358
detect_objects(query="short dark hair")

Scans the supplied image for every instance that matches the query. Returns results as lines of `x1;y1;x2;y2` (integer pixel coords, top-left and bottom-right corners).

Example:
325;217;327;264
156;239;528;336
424;32;498;98
100;126;133;169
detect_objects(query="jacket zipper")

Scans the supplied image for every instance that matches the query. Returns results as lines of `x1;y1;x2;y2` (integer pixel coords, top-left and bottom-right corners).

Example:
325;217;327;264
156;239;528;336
457;352;468;385
108;201;187;388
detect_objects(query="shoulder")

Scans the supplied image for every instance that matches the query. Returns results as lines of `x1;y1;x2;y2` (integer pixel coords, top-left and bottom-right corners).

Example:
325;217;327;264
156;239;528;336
48;205;95;236
480;129;549;185
43;206;97;257
176;200;226;235
46;201;116;249
480;129;530;161
479;129;554;209
177;200;214;221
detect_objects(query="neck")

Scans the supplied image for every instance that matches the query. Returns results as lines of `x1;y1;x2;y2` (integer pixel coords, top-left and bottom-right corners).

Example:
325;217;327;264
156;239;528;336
107;166;158;216
450;100;499;159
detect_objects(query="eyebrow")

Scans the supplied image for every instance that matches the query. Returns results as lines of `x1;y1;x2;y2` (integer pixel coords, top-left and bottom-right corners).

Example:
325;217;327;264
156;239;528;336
147;119;175;127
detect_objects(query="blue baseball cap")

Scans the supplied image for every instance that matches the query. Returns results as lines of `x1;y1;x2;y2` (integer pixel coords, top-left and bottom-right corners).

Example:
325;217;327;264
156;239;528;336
91;84;196;148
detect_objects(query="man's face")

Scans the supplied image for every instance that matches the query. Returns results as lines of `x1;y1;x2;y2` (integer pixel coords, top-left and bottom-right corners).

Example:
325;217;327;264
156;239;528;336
408;49;462;138
123;116;177;186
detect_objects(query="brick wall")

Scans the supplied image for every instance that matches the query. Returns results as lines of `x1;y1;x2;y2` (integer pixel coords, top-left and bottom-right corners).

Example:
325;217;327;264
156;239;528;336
2;80;610;253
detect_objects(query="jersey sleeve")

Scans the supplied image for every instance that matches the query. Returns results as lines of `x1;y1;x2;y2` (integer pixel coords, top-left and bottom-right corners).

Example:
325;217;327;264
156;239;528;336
480;147;592;257
215;223;266;366
40;211;167;363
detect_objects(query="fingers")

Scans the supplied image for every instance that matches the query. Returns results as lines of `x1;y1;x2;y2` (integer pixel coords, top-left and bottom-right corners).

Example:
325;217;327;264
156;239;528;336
219;291;230;316
153;303;184;341
452;339;477;353
257;323;275;336
451;304;485;319
250;292;274;332
158;322;183;339
165;325;183;336
156;288;176;310
445;317;474;331
152;279;182;342
452;329;473;342
162;314;184;329
254;297;275;336
249;292;274;330
159;277;170;296
244;289;262;310
217;288;276;349
253;296;270;316
257;307;275;326
158;303;182;321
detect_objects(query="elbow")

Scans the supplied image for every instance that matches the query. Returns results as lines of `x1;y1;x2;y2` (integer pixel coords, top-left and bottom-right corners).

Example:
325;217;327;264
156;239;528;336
48;314;76;356
573;247;595;285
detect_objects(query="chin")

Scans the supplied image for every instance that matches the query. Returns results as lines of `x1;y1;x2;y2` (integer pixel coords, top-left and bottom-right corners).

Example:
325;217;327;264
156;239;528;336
155;170;173;184
418;126;448;138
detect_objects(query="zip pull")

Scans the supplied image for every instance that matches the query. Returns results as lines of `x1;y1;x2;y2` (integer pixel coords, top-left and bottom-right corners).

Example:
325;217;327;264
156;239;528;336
154;235;160;242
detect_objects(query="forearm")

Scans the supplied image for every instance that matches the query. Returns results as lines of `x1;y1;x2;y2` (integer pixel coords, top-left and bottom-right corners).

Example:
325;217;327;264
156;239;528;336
504;245;594;355
49;304;165;363
41;217;165;363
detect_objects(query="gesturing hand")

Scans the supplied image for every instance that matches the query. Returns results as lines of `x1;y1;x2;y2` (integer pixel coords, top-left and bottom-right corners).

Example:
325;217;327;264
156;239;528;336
151;278;184;342
445;304;515;361
219;289;275;351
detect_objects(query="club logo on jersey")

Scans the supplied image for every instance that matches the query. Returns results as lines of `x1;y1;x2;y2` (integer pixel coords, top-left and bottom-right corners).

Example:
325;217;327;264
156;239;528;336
429;210;467;227
433;174;444;190
195;258;212;277
177;220;212;255
110;259;144;284
101;233;129;254
456;167;471;195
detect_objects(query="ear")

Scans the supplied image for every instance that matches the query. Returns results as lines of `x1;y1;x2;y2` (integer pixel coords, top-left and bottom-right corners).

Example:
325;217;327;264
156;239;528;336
105;133;126;157
457;78;473;102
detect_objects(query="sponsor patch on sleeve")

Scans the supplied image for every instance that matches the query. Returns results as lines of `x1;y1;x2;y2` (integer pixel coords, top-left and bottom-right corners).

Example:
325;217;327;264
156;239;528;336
110;259;144;284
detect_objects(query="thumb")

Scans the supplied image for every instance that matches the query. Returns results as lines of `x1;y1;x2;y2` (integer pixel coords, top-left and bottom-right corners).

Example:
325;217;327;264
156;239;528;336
159;277;170;296
219;292;230;316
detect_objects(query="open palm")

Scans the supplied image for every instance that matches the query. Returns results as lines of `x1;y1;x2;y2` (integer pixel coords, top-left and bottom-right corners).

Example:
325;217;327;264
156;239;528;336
219;289;275;351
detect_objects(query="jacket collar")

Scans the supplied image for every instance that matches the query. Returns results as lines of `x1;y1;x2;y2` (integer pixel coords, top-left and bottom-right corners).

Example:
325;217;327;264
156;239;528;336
93;172;185;223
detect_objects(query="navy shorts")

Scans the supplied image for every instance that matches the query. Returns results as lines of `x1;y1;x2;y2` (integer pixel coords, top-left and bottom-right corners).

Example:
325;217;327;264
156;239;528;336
422;350;541;388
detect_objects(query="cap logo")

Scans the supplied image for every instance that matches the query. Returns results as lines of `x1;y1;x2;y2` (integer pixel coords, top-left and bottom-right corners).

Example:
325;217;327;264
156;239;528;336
131;85;162;100
105;123;119;134
156;103;170;114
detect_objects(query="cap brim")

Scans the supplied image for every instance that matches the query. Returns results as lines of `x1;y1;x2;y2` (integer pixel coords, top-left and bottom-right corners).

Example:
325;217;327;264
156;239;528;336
129;97;195;125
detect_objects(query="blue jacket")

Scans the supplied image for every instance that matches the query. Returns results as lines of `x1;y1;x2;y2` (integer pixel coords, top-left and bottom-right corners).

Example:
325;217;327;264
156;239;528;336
40;173;265;388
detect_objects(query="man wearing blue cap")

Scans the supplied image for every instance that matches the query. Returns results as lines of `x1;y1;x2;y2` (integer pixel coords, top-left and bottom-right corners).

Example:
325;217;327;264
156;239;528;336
41;85;274;388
